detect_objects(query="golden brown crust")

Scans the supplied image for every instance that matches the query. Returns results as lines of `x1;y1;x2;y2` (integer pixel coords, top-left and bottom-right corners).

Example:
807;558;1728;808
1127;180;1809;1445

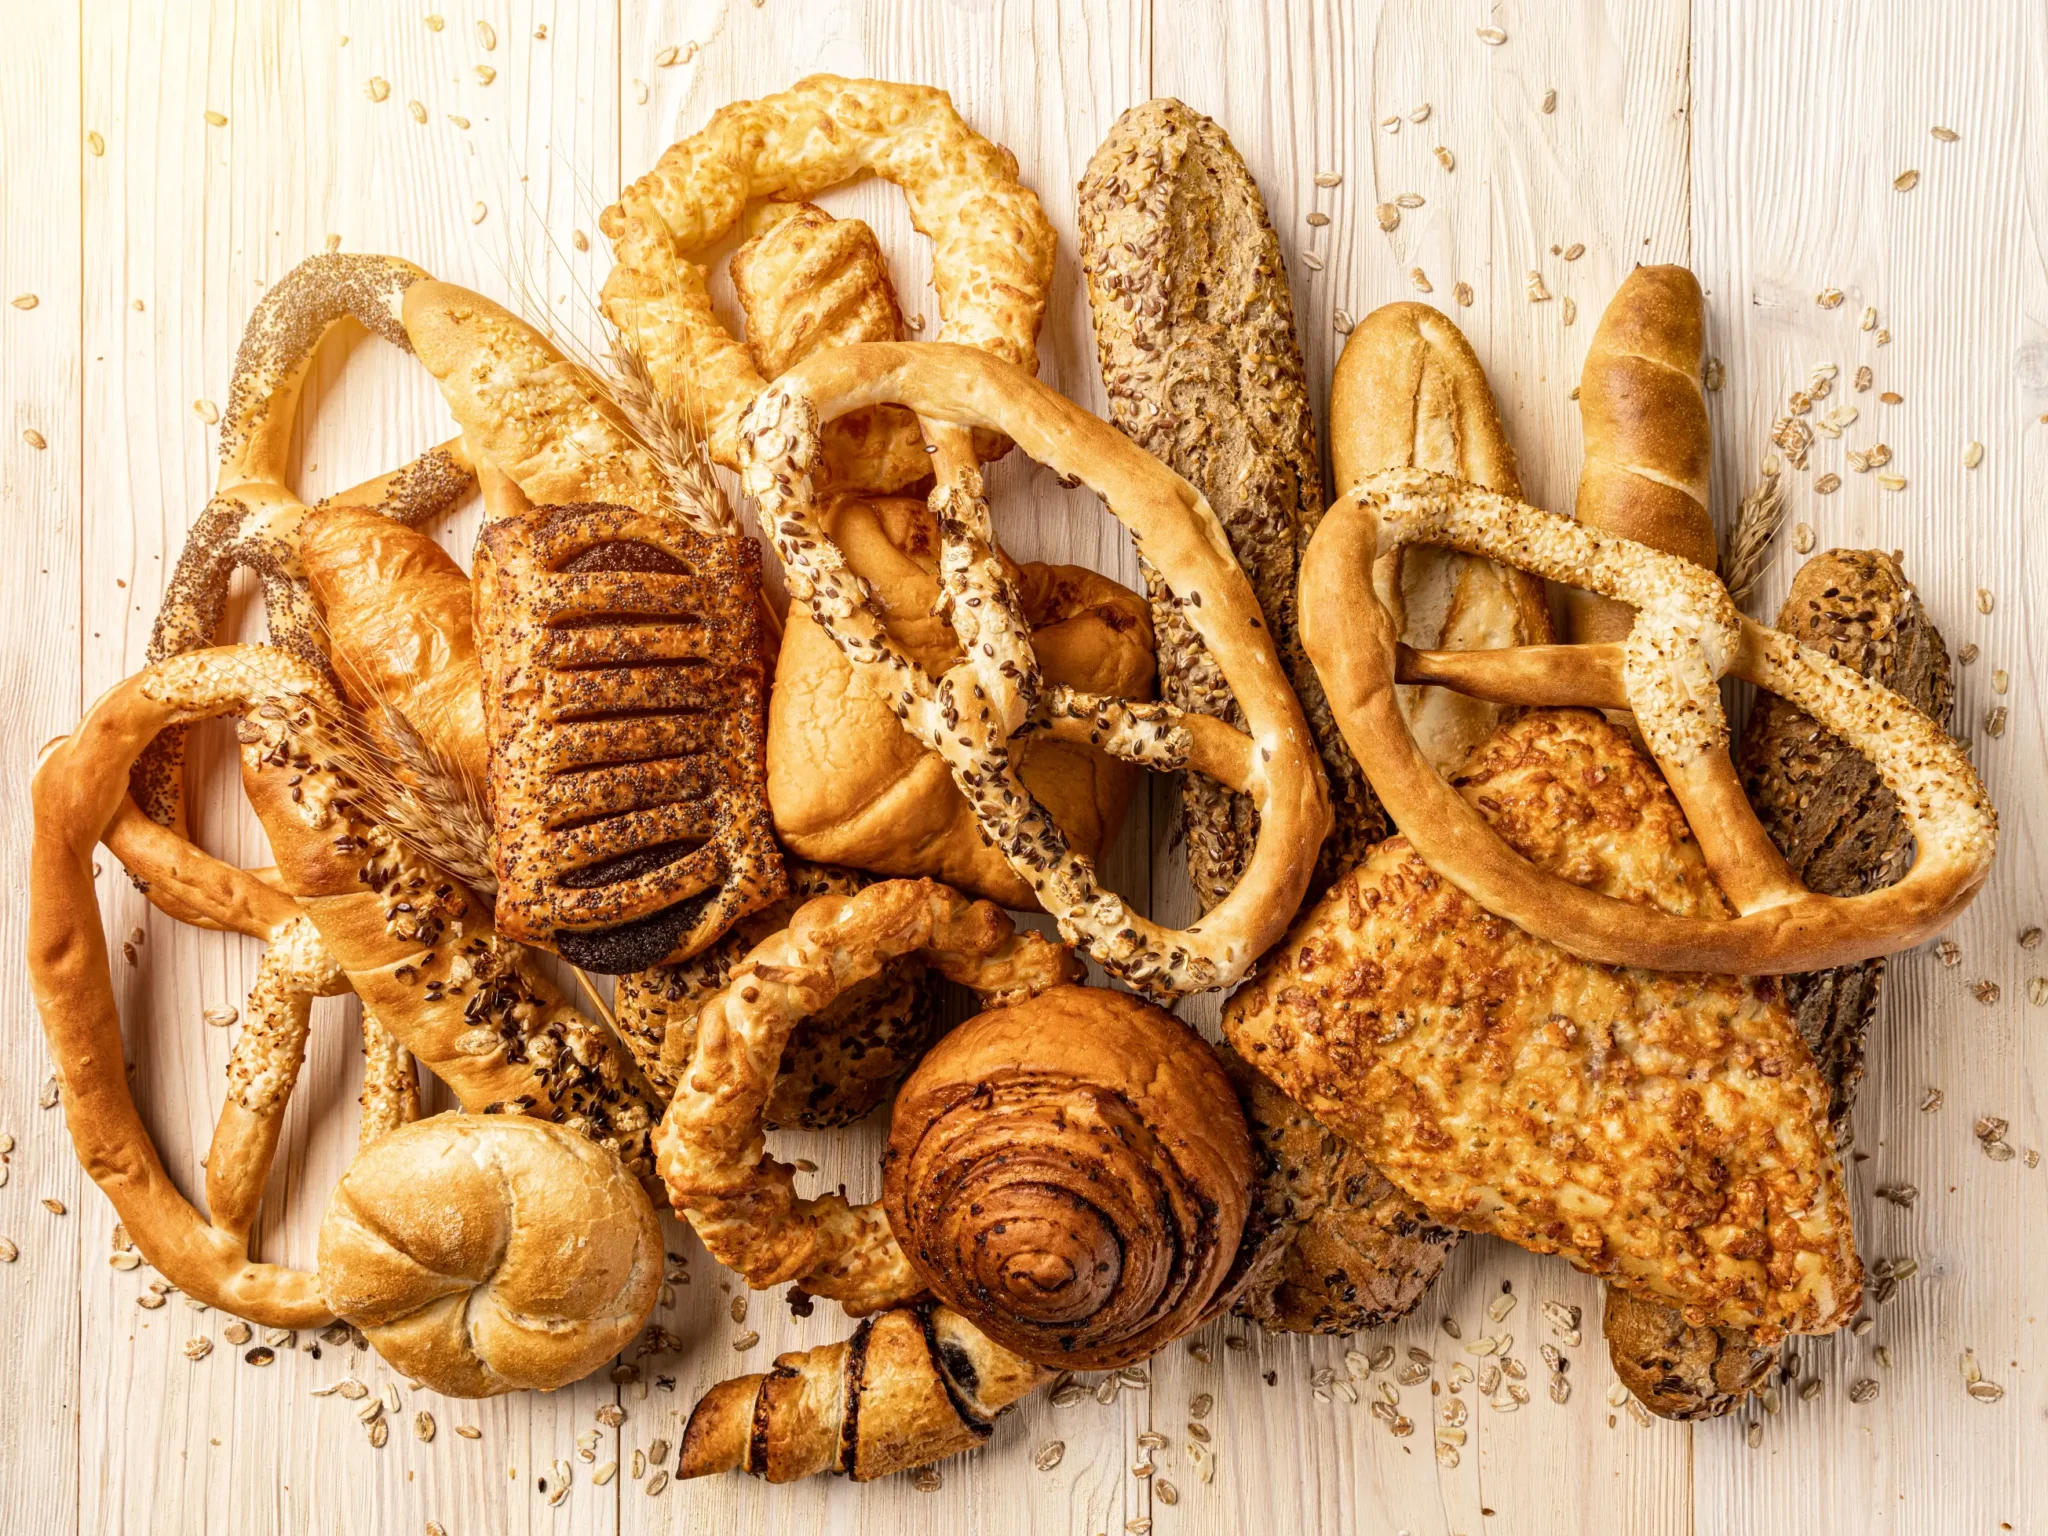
766;495;1154;908
679;1302;1048;1483
1329;303;1555;775
1608;548;1955;1418
738;342;1332;998
1217;1047;1458;1335
303;504;488;792
138;253;476;831
318;1113;663;1396
729;202;931;492
653;881;1080;1313
599;75;1055;485
1569;265;1716;642
1078;98;1375;901
1299;469;1996;974
885;986;1252;1370
611;862;939;1127
472;502;785;970
400;280;667;513
1224;709;1861;1338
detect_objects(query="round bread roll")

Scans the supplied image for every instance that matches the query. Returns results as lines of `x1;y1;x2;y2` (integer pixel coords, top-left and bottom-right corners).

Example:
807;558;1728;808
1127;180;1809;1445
884;985;1251;1370
317;1114;664;1397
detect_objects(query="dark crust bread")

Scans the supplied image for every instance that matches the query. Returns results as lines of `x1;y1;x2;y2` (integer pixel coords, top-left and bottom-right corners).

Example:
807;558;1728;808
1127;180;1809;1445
1606;548;1953;1418
473;502;786;969
1215;1046;1458;1334
1078;97;1377;906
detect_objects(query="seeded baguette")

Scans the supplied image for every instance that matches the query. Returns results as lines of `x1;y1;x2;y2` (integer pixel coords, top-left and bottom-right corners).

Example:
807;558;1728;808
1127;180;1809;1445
1079;97;1371;905
1605;548;1953;1418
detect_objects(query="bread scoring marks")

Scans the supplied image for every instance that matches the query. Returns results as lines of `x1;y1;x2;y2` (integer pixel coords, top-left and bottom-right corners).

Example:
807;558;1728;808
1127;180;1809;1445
739;381;1215;997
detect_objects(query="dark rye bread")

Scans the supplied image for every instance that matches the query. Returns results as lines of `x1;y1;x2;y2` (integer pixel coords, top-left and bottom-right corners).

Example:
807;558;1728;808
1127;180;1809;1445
1606;548;1953;1418
1078;98;1381;909
1213;1046;1458;1334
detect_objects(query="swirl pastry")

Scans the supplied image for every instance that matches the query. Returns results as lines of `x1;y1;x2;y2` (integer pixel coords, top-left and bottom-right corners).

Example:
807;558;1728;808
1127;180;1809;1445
884;986;1252;1370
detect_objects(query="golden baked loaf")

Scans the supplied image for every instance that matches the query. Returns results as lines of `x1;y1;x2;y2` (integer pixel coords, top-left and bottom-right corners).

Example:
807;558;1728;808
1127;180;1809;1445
885;985;1252;1369
1607;548;1954;1417
302;504;487;794
318;1114;664;1396
1568;265;1715;642
473;501;785;971
1224;708;1859;1340
1078;98;1374;902
1327;303;1554;774
767;494;1154;907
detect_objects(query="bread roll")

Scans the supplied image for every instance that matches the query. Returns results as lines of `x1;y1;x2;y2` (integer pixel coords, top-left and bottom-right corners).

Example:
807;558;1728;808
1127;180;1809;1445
1567;265;1715;641
766;495;1154;908
302;505;487;792
1078;98;1372;903
884;985;1251;1369
318;1113;663;1396
1606;548;1953;1417
1329;302;1555;774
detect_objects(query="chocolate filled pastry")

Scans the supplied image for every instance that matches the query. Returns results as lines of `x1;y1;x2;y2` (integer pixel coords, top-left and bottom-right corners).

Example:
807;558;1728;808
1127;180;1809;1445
473;502;786;972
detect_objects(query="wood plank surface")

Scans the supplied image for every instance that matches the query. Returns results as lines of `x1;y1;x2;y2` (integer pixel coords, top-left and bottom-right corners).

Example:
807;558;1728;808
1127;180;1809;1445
1;3;2041;1534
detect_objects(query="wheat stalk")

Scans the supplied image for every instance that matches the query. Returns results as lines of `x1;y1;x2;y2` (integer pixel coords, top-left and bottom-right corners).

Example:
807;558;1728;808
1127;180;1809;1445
601;328;741;540
318;702;499;895
1722;456;1786;610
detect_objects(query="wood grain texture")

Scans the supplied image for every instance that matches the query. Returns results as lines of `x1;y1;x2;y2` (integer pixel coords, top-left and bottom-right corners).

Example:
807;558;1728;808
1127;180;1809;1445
5;2;2041;1534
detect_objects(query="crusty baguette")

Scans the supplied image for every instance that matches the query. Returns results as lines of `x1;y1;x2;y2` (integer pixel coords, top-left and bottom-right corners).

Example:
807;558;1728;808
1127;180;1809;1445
1567;265;1715;641
1605;548;1953;1418
1329;302;1555;775
302;505;487;793
1079;97;1373;905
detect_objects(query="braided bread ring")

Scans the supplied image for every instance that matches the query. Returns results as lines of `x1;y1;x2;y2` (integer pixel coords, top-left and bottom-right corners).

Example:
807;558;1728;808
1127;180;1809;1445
30;653;424;1326
598;74;1056;488
1301;469;1997;974
653;880;1080;1314
738;343;1332;997
138;253;476;832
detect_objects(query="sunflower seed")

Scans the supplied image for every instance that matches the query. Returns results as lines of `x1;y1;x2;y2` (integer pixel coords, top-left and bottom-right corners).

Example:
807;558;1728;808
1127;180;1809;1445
1932;124;1960;141
1967;1380;2005;1402
1301;251;1325;272
911;1467;941;1494
1541;88;1558;112
1848;1378;1879;1404
1894;169;1920;191
2030;978;2048;1006
1702;357;1725;391
1118;1366;1151;1389
1096;1376;1120;1404
456;1423;482;1440
645;1470;669;1496
1410;1346;1436;1366
1050;1377;1084;1408
1033;1440;1065;1472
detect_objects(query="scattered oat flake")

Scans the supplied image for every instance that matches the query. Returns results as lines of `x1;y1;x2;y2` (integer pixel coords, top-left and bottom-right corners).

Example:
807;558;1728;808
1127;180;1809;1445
1478;26;1507;44
732;1330;759;1351
1377;203;1400;232
1859;306;1878;331
655;44;680;67
22;428;47;451
476;64;497;85
1817;288;1845;309
1792;522;1816;553
1541;88;1557;112
1854;364;1874;392
1334;309;1355;335
1877;473;1907;491
425;13;444;29
1562;298;1577;326
1409;267;1431;293
1454;281;1474;307
1984;706;2007;739
366;77;390;102
1395;192;1425;209
1704;358;1725;392
1435;146;1455;171
12;293;37;310
476;19;497;49
1894;170;1920;191
471;202;488;224
455;1423;482;1439
407;100;427;123
1527;270;1551;302
1301;251;1324;272
1876;328;1891;345
1380;114;1401;134
1815;475;1841;496
1977;587;1995;614
204;109;227;127
1306;211;1330;227
1932;125;1960;141
1880;391;1904;405
447;114;469;129
87;130;105;155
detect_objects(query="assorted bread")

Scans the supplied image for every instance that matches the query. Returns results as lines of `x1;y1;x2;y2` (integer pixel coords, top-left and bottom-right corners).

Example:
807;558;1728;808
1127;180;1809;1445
31;70;2004;1492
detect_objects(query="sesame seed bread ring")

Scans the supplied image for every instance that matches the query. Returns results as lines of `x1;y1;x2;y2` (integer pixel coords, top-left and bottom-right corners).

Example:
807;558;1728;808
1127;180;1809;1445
29;652;425;1328
139;252;477;835
653;879;1081;1314
1301;468;1997;974
598;74;1056;488
737;343;1332;998
318;1113;664;1396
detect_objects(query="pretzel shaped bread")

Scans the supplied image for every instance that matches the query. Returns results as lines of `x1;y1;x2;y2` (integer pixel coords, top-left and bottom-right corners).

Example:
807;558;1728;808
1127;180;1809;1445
139;253;477;833
654;879;1080;1313
31;651;423;1326
599;74;1056;488
1300;469;1996;974
738;343;1332;997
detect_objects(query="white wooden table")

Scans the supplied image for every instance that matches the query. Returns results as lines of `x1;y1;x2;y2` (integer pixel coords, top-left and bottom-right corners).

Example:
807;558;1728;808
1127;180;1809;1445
3;3;2043;1533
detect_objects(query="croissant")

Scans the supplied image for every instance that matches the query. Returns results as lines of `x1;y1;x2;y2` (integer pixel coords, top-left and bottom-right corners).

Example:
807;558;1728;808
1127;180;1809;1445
883;985;1252;1370
679;1303;1046;1482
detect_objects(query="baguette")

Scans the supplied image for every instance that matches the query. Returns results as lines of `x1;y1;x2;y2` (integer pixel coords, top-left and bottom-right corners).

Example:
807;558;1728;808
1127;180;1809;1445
1329;303;1555;775
1605;548;1953;1418
1566;265;1715;641
1079;98;1372;904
